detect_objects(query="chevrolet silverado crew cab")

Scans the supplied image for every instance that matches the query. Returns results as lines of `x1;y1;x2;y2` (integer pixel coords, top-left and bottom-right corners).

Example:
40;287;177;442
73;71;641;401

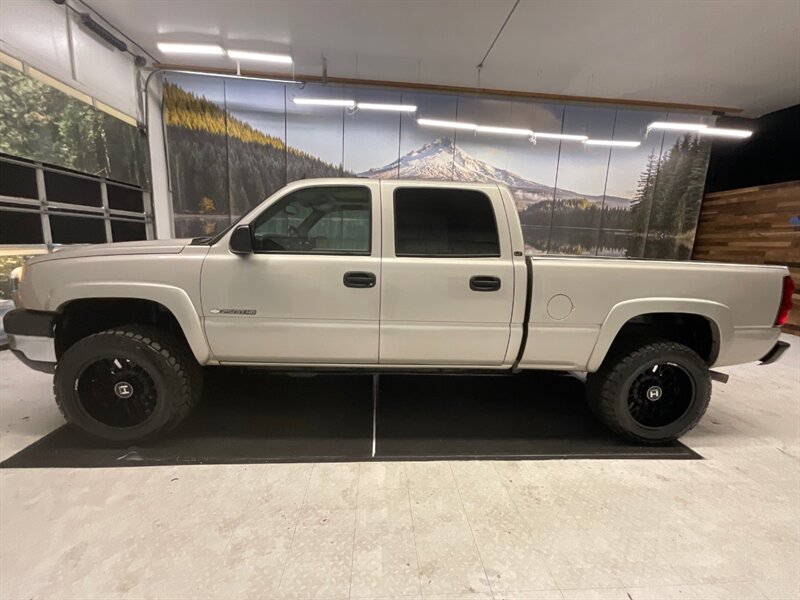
4;179;793;445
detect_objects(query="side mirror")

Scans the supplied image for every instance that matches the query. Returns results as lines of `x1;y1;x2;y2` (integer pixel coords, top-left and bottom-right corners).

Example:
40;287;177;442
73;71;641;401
229;224;253;255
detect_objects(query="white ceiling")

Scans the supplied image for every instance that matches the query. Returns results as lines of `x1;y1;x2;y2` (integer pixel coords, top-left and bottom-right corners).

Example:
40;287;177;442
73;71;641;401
89;0;800;117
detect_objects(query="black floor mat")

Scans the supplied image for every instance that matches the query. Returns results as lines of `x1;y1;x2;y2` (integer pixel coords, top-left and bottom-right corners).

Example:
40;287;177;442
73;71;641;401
376;373;698;459
1;370;700;468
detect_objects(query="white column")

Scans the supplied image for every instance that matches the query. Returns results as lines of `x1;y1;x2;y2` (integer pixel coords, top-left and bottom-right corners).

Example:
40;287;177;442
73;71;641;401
146;74;174;239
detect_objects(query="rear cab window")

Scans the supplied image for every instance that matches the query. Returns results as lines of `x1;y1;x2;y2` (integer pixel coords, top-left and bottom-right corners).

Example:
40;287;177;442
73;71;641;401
393;188;501;257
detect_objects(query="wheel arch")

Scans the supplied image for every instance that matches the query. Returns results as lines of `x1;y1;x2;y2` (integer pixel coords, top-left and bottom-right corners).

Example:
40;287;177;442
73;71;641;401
52;283;211;364
587;299;732;372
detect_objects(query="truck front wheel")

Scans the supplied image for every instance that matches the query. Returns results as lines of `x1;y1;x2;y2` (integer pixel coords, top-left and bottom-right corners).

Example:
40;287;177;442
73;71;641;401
53;326;202;444
586;340;711;444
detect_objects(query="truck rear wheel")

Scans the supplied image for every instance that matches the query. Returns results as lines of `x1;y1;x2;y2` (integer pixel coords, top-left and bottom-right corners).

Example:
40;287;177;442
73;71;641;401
53;325;202;444
586;340;711;444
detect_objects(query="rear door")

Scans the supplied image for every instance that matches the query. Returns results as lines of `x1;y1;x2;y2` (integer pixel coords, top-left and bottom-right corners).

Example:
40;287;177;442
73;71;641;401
379;182;516;365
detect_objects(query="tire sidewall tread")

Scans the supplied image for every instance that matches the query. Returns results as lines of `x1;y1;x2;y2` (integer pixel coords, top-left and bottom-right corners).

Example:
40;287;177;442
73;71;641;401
53;325;200;444
586;340;711;444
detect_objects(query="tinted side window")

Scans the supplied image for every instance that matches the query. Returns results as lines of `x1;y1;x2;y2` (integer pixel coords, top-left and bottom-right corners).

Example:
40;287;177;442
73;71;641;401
394;188;500;257
252;186;371;254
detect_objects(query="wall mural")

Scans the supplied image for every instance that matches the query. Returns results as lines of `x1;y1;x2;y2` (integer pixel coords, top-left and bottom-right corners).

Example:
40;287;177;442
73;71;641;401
0;63;148;187
163;73;713;258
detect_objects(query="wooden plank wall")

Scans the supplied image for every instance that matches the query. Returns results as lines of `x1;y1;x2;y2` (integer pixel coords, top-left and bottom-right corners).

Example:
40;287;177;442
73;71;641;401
692;180;800;334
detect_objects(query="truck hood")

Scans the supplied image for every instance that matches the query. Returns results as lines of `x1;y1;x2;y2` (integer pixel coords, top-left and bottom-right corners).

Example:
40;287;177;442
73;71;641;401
29;239;193;264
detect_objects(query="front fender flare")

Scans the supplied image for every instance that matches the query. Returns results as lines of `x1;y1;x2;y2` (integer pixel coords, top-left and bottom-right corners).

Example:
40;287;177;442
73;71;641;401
50;282;212;364
586;298;733;372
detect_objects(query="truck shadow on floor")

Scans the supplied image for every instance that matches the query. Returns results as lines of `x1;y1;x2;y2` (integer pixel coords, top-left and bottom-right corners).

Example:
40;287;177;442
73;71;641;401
1;370;700;468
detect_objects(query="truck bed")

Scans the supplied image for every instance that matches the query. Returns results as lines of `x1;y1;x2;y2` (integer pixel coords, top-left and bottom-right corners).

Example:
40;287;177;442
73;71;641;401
519;255;786;370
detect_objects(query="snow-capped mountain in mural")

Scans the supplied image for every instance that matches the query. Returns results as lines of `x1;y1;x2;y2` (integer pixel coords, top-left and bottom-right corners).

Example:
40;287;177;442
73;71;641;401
359;137;630;209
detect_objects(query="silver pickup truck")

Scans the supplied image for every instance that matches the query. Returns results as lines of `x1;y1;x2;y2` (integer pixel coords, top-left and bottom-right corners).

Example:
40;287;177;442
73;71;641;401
4;178;793;445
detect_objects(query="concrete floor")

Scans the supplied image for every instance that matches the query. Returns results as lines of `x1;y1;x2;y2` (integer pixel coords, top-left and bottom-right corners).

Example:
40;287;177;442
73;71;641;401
0;336;798;600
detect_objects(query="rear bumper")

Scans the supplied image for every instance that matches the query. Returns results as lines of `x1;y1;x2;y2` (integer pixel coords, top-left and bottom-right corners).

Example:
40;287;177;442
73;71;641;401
3;309;58;370
759;340;790;365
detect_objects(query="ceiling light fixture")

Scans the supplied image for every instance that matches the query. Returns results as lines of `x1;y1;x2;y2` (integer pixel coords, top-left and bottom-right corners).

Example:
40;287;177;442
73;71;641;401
584;139;641;147
476;125;533;136
166;69;298;85
417;118;477;130
648;121;708;132
293;98;356;108
157;42;225;55
533;132;588;141
698;127;753;139
357;102;417;112
227;50;293;64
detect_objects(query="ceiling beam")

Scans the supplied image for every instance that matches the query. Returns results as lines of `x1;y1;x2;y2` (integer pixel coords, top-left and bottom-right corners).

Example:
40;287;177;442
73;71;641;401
154;62;743;115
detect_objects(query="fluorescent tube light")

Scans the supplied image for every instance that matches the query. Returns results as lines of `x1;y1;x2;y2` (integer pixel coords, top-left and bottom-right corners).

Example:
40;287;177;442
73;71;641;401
649;121;708;132
357;102;417;112
476;125;533;136
293;98;356;108
157;42;225;55
417;118;477;130
698;127;753;139
584;139;641;147
166;69;298;85
227;50;293;64
533;132;588;141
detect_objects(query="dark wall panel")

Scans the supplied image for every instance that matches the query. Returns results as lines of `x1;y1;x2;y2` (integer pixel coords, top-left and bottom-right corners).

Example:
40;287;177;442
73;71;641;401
705;105;800;194
0;209;43;244
49;214;106;244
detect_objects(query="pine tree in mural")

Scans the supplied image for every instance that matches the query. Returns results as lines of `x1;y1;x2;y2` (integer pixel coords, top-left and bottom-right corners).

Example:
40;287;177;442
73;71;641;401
163;81;350;236
627;149;659;256
628;136;711;258
679;139;710;239
631;150;659;229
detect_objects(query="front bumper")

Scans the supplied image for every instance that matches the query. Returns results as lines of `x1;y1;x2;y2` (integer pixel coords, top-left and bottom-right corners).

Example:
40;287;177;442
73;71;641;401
3;309;58;373
759;340;790;365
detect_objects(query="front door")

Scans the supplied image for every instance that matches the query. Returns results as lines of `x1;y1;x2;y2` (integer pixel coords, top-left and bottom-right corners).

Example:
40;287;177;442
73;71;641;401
378;182;516;365
201;182;382;364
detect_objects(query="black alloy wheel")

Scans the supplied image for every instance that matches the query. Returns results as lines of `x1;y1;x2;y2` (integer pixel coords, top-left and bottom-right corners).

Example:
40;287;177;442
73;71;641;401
76;357;159;428
626;362;695;428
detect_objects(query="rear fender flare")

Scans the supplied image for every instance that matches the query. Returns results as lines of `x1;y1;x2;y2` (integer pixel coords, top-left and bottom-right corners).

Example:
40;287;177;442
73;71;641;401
586;298;733;372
